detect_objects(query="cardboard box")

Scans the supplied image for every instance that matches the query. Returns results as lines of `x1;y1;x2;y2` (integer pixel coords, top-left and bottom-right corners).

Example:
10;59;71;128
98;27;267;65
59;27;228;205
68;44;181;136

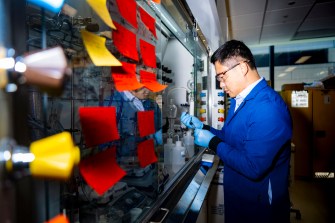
281;87;335;178
281;89;313;178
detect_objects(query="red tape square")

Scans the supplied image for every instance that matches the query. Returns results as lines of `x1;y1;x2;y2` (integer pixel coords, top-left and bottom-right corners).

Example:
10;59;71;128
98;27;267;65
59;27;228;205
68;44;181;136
139;7;157;38
137;110;155;137
79;107;120;147
113;22;138;61
137;139;157;168
140;39;156;68
115;0;137;28
79;147;126;195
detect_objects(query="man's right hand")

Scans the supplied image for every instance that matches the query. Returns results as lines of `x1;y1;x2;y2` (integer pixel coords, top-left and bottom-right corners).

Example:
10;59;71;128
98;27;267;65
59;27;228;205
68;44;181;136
180;112;203;129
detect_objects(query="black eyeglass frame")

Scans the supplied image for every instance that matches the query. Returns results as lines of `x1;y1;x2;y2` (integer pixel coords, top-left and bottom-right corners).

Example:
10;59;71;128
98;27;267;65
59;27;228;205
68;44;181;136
216;60;249;82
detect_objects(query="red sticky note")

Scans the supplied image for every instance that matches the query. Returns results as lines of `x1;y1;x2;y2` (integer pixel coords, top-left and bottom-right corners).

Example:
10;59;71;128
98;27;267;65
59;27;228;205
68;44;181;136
115;0;137;29
79;107;120;147
111;62;144;91
79;147;126;195
140;39;156;68
139;7;157;38
137;110;155;137
140;70;167;92
113;22;138;61
137;139;157;168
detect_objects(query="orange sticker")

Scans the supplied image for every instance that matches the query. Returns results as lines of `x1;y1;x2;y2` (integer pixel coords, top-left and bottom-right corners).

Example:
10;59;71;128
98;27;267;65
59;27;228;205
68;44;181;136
140;70;167;92
112;62;144;91
45;214;69;223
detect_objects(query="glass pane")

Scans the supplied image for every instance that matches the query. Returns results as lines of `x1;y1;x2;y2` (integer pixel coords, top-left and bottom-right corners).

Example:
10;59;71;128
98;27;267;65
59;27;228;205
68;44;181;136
23;0;207;222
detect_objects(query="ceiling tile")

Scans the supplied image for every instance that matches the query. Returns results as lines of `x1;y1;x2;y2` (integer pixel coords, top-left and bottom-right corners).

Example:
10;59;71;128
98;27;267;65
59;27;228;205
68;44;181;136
232;27;261;45
217;0;335;46
264;6;311;25
308;1;335;18
300;16;335;31
230;13;263;30
228;0;266;16
267;0;314;10
262;22;300;37
260;34;293;44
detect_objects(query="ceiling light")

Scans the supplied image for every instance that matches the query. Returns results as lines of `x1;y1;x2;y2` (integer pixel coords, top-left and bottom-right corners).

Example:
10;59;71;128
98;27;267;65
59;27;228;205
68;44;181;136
278;73;288;77
285;66;296;72
295;56;311;64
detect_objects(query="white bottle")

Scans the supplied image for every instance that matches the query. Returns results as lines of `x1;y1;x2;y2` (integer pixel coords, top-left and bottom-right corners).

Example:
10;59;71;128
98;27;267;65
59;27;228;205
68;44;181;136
183;130;194;158
164;138;174;167
171;140;186;174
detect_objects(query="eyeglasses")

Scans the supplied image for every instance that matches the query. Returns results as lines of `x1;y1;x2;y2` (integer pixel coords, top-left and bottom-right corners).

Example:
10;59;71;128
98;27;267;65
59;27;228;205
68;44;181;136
216;60;249;82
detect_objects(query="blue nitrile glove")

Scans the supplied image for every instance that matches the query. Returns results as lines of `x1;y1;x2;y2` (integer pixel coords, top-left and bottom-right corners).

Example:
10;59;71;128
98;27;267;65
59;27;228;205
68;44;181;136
153;129;163;145
181;112;203;129
194;128;215;148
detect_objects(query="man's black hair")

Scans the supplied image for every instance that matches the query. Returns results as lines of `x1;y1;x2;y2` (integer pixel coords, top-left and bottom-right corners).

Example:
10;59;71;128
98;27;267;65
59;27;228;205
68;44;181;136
210;40;257;70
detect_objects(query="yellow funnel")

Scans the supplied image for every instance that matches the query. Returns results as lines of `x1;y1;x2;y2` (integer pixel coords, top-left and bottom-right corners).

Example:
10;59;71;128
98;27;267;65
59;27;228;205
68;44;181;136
29;132;80;180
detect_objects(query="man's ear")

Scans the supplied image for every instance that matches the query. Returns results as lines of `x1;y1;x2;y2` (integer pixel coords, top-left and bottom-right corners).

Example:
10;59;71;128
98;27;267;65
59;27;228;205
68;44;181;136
241;61;249;76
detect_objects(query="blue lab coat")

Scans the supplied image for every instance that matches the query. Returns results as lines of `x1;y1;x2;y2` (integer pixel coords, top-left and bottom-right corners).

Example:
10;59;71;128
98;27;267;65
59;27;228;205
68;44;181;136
210;79;292;223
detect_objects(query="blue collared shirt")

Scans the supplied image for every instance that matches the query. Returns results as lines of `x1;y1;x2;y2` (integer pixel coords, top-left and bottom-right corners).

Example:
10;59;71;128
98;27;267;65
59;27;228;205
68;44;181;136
123;91;144;111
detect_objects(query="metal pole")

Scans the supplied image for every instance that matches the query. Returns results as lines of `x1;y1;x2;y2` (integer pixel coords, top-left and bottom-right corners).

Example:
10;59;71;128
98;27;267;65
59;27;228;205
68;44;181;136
269;45;275;89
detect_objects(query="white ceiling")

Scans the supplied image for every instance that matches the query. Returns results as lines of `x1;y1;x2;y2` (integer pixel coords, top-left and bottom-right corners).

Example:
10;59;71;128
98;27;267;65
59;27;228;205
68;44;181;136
218;0;335;47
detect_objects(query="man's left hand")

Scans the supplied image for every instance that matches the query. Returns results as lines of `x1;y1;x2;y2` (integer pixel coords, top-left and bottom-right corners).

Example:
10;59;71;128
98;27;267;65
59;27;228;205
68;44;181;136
153;129;163;145
194;129;215;148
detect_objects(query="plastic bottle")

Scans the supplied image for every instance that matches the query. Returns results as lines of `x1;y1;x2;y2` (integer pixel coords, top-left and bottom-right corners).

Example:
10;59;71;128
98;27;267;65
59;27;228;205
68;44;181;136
164;138;174;167
171;137;186;174
183;130;194;159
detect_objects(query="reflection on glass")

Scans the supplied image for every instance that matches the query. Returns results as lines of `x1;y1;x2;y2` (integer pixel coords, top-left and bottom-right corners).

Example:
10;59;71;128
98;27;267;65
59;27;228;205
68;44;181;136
22;0;205;222
166;98;177;137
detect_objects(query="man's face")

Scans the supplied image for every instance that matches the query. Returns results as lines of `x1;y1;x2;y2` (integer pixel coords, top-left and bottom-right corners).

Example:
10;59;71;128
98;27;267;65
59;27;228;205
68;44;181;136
131;87;150;100
214;60;246;98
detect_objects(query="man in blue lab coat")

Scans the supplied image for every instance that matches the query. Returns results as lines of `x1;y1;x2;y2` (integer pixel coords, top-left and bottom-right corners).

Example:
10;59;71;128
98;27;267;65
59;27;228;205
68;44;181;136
104;86;162;157
181;40;292;223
